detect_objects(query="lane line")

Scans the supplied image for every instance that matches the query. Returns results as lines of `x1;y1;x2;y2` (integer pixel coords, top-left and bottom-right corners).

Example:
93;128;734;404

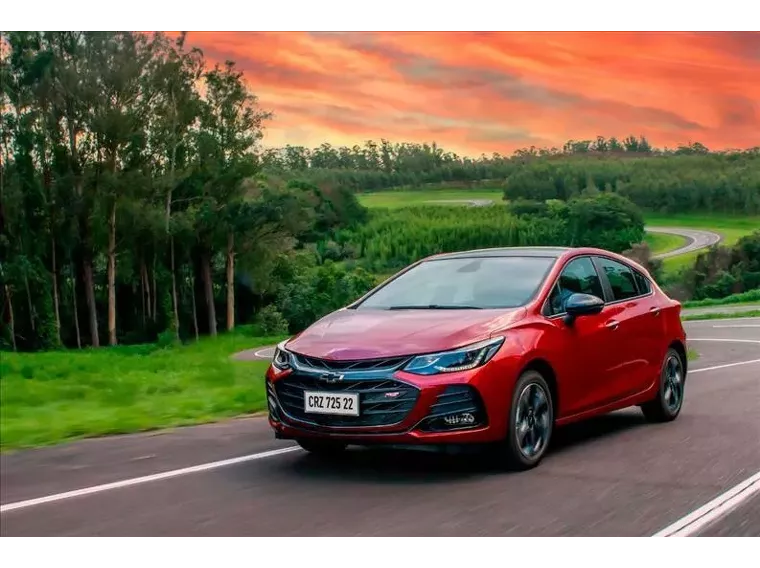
711;325;760;328
689;358;760;374
652;470;760;537
0;446;301;514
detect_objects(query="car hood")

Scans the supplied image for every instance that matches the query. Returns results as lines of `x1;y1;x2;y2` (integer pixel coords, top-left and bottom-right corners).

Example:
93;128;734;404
284;307;526;360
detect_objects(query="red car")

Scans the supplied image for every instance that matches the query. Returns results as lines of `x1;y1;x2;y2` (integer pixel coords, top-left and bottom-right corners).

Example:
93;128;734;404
265;247;687;470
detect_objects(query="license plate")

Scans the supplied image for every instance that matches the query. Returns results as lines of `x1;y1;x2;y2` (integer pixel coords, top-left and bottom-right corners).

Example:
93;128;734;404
304;391;360;416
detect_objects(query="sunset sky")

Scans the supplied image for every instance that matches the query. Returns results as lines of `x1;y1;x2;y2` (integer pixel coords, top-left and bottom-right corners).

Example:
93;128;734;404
187;31;760;157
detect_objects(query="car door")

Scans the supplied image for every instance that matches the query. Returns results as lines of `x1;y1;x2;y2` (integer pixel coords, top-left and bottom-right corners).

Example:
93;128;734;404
593;256;659;398
543;256;626;416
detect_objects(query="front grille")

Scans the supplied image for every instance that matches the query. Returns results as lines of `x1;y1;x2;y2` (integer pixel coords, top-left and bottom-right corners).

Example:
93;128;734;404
291;353;410;372
418;385;487;432
274;373;419;428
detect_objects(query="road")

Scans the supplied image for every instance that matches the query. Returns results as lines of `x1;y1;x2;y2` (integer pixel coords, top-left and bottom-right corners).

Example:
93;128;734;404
646;226;723;260
2;318;758;536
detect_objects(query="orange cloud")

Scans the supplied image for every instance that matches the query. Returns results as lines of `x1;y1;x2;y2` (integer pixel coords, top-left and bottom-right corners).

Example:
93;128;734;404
184;31;760;156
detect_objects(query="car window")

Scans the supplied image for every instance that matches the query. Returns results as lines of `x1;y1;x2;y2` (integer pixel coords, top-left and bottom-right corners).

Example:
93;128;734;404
632;269;652;295
356;256;556;310
597;257;639;301
545;257;605;316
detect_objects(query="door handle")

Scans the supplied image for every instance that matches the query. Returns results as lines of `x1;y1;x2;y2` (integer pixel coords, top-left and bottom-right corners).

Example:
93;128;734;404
605;319;620;330
650;307;661;317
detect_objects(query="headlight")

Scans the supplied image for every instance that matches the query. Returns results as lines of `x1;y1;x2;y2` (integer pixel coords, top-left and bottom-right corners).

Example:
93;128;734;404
272;344;292;371
403;336;505;376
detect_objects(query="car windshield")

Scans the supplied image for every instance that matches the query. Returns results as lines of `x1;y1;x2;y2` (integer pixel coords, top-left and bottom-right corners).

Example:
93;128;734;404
356;255;556;310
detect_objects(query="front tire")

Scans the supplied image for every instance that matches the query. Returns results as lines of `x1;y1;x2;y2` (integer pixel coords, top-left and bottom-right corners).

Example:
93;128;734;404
296;438;348;456
641;348;685;423
496;370;554;471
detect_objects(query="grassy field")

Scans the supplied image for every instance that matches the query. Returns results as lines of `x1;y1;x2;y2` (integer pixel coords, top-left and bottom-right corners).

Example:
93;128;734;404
644;232;688;255
357;189;504;208
684;289;760;308
682;309;760;321
0;330;286;452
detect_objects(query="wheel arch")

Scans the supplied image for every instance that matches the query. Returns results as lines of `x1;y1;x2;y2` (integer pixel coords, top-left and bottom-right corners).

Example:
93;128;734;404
520;358;560;418
668;339;688;375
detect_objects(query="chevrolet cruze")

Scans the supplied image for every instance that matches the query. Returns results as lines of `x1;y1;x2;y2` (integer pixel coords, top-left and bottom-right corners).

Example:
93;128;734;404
265;247;688;470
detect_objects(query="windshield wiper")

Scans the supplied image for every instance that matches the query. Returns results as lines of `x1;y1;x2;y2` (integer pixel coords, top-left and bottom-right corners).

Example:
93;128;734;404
387;304;483;310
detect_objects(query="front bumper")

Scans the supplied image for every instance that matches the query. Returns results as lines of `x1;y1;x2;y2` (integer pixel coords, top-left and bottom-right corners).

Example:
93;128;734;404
265;356;519;445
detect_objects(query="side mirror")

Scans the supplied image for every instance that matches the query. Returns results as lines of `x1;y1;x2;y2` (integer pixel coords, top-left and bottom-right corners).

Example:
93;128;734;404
563;293;604;325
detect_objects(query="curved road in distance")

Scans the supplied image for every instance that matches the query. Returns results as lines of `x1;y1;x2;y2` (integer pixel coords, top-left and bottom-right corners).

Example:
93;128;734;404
2;318;759;537
646;226;723;260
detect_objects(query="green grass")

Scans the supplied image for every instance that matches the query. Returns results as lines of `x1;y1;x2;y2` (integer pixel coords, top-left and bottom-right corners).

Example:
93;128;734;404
357;189;504;209
644;232;688;255
684;289;760;308
0;330;286;452
682;309;760;321
687;348;700;361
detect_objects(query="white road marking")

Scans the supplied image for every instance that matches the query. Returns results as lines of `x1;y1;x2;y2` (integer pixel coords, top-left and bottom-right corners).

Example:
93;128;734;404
689;358;760;374
711;324;760;328
254;347;275;359
687;338;760;344
0;446;301;514
652;470;760;537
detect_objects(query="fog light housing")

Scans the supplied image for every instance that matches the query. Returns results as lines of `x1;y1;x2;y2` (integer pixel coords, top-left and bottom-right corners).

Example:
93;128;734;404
443;412;476;426
421;410;484;432
418;385;487;432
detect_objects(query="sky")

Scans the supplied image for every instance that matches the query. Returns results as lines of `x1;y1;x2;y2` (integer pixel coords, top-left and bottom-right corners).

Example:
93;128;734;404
187;31;760;157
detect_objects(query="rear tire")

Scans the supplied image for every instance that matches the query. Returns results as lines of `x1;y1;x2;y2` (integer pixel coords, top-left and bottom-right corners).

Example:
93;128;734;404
641;348;685;423
296;438;348;456
495;370;554;471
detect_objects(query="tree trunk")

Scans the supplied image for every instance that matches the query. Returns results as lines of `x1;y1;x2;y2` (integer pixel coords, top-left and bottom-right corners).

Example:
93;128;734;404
191;273;199;341
140;257;147;326
107;201;117;346
226;232;235;331
24;274;35;331
141;259;151;321
51;237;62;346
152;258;157;322
170;238;180;339
3;284;16;352
68;122;91;348
82;255;99;347
166;95;181;339
71;263;81;349
201;251;217;337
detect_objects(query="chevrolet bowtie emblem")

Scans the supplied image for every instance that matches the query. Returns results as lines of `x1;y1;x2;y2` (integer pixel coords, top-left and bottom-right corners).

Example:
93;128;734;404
318;372;344;383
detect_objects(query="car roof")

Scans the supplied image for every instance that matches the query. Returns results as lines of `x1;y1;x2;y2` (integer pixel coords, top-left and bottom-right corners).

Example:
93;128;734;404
426;246;574;261
422;246;651;277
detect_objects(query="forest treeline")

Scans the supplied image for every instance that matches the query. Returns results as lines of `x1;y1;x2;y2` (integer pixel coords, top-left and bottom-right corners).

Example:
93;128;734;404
263;139;760;214
2;31;758;352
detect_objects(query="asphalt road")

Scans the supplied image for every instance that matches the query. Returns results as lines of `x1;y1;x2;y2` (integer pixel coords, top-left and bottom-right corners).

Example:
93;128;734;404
2;318;759;537
646;226;723;260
